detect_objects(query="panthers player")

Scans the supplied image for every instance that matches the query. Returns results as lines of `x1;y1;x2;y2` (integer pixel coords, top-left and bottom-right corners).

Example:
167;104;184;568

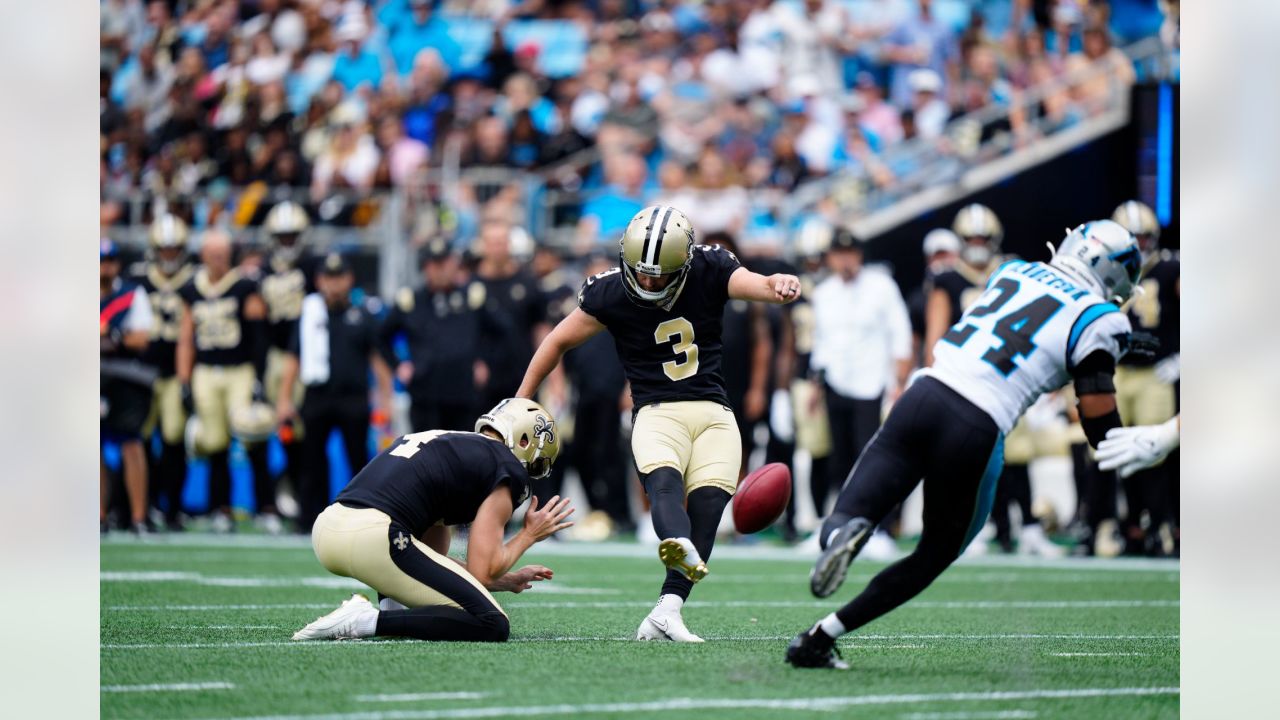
517;206;802;642
176;230;275;532
787;220;1143;669
1110;200;1179;555
259;201;315;503
137;214;195;530
292;399;573;643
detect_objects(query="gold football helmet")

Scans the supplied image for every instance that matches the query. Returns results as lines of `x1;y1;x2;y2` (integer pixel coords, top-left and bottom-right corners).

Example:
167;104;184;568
148;213;190;274
264;201;310;266
619;205;695;307
1111;200;1161;255
952;203;1003;267
476;398;561;480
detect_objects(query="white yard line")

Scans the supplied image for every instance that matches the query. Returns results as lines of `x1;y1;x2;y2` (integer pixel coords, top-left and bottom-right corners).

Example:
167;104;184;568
102;534;1180;572
101;633;1178;650
100;571;619;595
355;694;487;703
106;599;1176;612
203;687;1179;720
1050;652;1150;657
901;712;1038;720
101;682;235;693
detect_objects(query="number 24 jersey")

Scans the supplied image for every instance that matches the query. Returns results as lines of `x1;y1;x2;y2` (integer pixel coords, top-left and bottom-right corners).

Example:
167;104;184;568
923;260;1133;433
577;245;741;410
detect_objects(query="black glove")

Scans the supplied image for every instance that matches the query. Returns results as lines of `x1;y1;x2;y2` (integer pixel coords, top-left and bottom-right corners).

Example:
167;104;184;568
1121;331;1160;363
100;326;123;353
181;383;195;415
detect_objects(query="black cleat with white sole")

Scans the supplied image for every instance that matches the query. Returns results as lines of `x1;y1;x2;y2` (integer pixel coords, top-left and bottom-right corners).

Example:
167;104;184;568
785;627;849;670
810;517;874;598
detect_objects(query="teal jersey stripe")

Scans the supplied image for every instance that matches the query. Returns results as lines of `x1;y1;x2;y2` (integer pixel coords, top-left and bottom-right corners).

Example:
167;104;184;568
986;259;1027;287
961;434;1005;553
1065;302;1120;366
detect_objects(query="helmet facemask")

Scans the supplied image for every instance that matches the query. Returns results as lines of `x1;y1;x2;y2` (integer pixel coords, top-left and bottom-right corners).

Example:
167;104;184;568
618;206;696;309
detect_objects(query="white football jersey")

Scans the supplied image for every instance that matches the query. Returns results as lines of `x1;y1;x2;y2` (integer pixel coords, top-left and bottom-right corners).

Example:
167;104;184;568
922;260;1132;433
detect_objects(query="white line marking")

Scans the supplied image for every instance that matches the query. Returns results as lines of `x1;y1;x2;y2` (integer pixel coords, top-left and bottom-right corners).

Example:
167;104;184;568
111;604;334;611
100;572;618;595
901;707;1039;712
101;682;235;693
102;533;1181;572
203;687;1179;720
167;626;287;630
107;599;1176;612
101;634;1178;650
355;694;487;703
1050;652;1149;657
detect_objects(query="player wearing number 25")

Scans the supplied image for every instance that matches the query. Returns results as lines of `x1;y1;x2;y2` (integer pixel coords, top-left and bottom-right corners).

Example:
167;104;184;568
293;398;575;643
788;220;1145;669
518;206;803;643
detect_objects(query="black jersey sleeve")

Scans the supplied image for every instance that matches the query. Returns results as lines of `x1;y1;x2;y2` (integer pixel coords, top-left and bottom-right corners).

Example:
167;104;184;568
697;244;742;304
577;268;621;321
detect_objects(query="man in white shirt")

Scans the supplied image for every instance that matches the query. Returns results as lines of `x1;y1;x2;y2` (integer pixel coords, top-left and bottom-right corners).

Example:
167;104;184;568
810;229;912;526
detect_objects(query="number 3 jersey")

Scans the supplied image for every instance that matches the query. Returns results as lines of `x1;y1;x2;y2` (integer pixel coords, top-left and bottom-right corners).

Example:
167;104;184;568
921;260;1133;433
577;244;741;410
336;431;531;537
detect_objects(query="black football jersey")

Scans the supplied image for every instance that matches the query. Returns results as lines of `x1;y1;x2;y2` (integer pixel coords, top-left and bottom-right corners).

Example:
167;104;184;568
261;256;316;350
336;431;531;536
478;270;547;390
178;269;260;366
1123;254;1179;367
933;258;1011;323
380;282;492;403
578;244;741;409
137;264;194;377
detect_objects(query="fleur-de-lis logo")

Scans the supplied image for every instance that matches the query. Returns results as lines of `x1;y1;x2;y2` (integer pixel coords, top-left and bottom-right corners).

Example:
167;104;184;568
393;532;409;551
533;415;555;445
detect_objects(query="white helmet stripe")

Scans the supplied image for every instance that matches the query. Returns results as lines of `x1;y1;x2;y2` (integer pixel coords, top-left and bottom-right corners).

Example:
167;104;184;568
645;206;675;266
639;206;661;266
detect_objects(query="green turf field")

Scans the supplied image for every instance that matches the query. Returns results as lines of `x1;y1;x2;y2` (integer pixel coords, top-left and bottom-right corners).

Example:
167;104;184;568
101;535;1178;719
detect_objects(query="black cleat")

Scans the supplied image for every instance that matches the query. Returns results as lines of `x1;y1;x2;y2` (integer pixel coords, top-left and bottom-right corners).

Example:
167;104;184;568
810;517;874;598
785;627;849;670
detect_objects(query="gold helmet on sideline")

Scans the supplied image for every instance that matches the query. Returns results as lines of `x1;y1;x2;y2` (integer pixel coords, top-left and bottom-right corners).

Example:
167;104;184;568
476;398;561;480
1111;200;1161;255
952;203;1003;267
619;205;695;307
263;201;310;266
230;402;277;445
148;213;190;274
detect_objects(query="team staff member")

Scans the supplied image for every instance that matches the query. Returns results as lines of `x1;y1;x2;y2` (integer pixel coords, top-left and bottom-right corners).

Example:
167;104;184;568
277;254;394;533
474;220;550;409
810;229;911;557
259;201;317;502
137;214;195;529
176;229;274;532
292;399;573;643
101;239;155;535
381;240;491;432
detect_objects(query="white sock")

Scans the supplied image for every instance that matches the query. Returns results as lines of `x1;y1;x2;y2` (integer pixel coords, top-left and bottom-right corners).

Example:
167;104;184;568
357;608;379;637
818;612;846;638
655;593;684;614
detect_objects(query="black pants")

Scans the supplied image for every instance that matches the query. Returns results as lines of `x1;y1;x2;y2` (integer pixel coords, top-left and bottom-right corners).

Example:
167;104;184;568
298;393;369;532
374;519;509;642
573;394;631;525
819;385;882;516
992;462;1035;548
410;399;474;433
824;376;1004;633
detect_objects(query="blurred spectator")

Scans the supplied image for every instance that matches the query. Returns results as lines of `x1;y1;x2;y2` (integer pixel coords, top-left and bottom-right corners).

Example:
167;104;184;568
884;0;960;108
331;21;384;92
854;72;904;146
311;105;381;200
576;152;648;251
387;0;462;76
908;68;950;139
1068;25;1136;115
375;116;429;187
773;0;853;98
685;147;749;236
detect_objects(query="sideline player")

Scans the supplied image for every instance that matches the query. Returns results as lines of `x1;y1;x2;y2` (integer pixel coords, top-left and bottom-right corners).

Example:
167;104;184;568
786;220;1144;669
517;205;802;642
292;399;573;642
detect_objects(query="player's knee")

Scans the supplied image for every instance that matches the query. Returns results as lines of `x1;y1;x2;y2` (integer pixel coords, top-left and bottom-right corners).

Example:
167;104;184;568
642;466;684;499
477;611;510;643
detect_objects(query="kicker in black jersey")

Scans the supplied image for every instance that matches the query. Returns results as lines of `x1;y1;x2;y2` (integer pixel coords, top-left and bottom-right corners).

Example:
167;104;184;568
577;244;741;409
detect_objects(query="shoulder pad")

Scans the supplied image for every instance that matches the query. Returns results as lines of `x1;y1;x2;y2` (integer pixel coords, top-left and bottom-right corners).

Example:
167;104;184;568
468;281;486;310
396;288;415;312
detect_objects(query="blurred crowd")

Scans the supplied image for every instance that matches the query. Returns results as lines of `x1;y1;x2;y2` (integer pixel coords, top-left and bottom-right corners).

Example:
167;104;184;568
101;0;1170;250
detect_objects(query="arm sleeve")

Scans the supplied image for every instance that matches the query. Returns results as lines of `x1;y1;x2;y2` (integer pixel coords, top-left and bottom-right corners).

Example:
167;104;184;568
704;245;742;303
576;274;609;321
1069;310;1132;369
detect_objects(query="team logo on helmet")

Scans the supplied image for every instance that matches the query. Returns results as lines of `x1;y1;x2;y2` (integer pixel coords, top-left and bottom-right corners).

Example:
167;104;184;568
533;415;556;445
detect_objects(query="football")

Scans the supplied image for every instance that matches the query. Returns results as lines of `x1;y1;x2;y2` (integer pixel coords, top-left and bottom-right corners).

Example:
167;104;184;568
732;462;792;534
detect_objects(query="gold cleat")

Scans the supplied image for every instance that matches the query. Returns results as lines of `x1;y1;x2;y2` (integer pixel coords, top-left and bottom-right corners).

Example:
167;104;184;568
659;538;709;583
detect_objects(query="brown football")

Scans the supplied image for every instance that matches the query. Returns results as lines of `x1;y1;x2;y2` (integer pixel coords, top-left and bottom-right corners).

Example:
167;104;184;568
732;462;792;534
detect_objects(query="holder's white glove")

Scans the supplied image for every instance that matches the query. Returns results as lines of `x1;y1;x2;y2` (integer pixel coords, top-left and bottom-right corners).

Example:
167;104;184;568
1154;352;1180;384
1095;417;1180;478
